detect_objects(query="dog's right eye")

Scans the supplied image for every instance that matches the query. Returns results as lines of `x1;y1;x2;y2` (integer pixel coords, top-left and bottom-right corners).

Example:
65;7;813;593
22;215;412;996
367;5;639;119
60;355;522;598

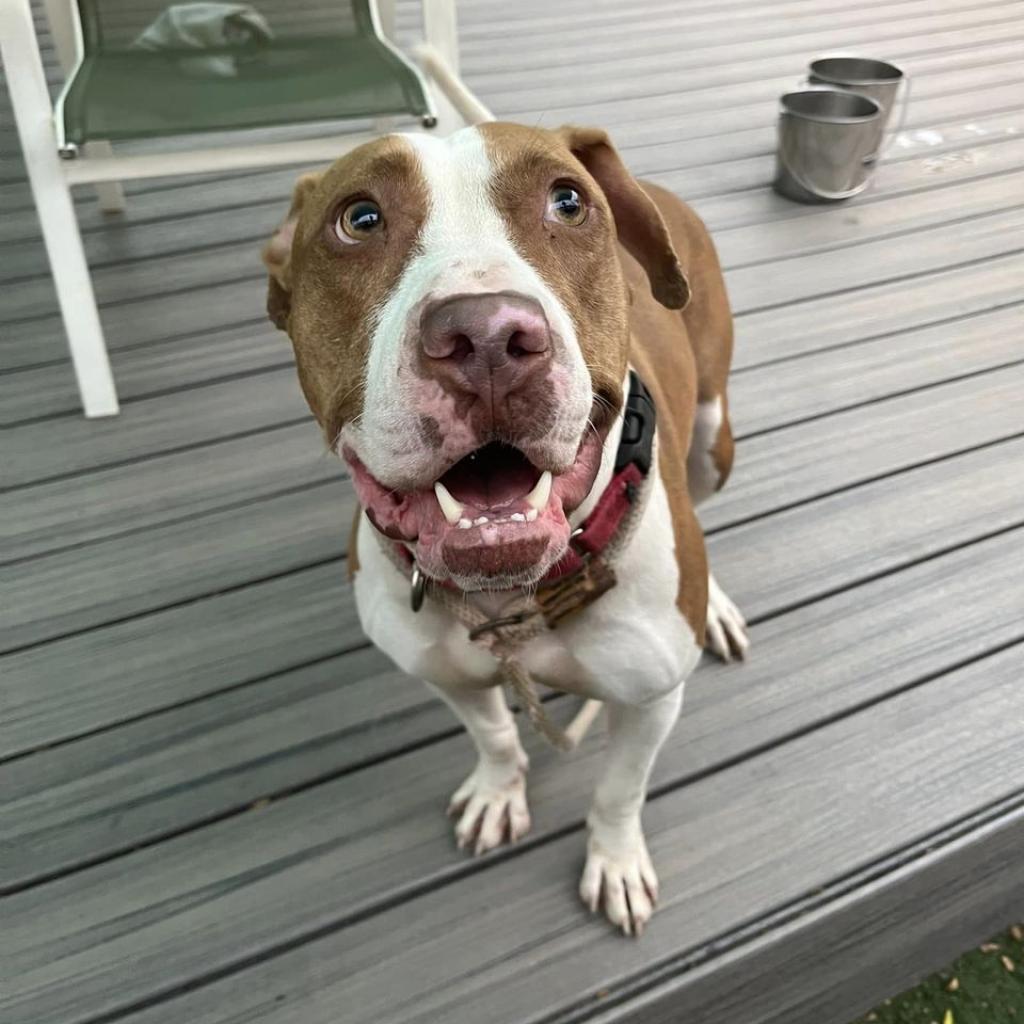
335;200;383;243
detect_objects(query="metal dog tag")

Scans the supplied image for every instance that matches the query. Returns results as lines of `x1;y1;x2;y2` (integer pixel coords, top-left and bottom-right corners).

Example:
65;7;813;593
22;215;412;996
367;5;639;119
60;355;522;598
409;564;426;612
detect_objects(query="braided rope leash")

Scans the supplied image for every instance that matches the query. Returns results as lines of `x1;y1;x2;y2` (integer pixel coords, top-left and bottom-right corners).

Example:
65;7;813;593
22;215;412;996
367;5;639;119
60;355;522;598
382;453;656;751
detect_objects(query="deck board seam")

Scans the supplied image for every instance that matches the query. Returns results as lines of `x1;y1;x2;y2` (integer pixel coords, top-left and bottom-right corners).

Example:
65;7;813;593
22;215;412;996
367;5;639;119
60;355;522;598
0;649;358;769
0;313;268;379
0;417;312;495
0;703;480;897
0;690;563;895
732;295;1024;376
734;357;1024;444
0;359;302;430
458;0;1024;39
0;475;341;570
0;553;346;658
502;33;1024;118
707;429;1024;537
735;240;1024;318
0;266;264;330
463;20;1024;79
720;517;1024;622
725;194;1024;273
470;9;1024;73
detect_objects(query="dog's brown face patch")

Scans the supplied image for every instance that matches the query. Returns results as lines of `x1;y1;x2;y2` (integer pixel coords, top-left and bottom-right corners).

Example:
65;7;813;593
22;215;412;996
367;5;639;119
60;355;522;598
263;136;429;445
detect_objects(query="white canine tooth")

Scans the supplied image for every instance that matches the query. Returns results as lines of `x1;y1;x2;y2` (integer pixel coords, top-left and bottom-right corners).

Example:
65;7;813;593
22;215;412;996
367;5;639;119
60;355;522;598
474;516;489;526
525;470;552;512
458;518;473;529
525;508;538;522
510;512;526;523
434;481;464;525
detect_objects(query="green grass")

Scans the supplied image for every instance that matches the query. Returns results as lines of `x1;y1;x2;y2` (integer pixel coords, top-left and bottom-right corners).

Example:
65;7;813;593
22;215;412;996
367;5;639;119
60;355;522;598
854;928;1024;1024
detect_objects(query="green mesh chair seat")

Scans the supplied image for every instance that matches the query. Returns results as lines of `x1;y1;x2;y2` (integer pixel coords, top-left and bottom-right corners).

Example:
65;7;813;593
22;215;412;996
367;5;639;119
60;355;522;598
58;0;434;146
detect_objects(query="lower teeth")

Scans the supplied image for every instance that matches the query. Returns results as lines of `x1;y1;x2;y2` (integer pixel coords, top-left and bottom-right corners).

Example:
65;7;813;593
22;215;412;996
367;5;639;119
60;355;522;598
453;511;537;528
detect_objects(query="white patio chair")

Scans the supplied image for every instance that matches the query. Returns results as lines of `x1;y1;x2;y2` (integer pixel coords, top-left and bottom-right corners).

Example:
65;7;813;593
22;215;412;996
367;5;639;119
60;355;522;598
0;0;492;417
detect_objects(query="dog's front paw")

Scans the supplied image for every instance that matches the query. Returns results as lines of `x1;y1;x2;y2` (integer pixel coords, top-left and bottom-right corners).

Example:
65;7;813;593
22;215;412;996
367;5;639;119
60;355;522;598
447;753;530;855
580;820;659;937
705;573;749;662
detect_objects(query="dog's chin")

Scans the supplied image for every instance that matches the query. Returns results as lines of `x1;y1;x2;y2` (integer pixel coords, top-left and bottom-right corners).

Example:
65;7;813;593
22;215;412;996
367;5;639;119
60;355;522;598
345;427;606;590
418;502;571;592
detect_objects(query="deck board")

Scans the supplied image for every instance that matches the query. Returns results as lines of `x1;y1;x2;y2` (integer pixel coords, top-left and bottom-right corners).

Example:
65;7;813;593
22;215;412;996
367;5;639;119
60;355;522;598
0;422;332;562
709;365;1024;529
0;483;354;652
3;0;1024;1021
0;563;359;758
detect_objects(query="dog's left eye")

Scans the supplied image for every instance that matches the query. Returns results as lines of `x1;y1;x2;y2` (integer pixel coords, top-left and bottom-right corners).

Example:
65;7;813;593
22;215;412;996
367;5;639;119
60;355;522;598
335;199;383;243
546;184;587;226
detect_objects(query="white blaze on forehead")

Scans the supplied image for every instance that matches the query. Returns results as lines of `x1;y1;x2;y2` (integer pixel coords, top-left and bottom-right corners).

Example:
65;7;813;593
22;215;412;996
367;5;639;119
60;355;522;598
405;128;510;262
345;126;593;487
386;126;581;346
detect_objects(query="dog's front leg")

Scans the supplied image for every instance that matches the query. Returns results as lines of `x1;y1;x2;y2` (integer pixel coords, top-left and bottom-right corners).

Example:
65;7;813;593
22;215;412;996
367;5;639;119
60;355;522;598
581;683;684;936
427;682;531;855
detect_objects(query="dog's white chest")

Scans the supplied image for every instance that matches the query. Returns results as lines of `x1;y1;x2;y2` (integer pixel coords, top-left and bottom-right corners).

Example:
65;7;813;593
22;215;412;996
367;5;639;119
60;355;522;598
353;470;702;705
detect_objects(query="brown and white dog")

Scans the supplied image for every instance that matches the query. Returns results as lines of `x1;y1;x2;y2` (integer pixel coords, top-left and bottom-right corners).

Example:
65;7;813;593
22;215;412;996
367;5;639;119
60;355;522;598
263;123;749;935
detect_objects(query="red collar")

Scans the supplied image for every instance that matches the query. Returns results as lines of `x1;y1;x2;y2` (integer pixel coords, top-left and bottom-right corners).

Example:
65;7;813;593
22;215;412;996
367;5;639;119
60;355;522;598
539;460;644;584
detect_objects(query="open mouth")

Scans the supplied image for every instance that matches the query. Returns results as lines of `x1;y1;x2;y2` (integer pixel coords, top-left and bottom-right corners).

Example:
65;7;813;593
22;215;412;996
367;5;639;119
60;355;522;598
434;443;552;529
346;431;606;588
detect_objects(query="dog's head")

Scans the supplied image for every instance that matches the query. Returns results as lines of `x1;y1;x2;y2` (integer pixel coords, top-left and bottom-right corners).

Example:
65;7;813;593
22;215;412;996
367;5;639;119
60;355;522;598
263;123;687;589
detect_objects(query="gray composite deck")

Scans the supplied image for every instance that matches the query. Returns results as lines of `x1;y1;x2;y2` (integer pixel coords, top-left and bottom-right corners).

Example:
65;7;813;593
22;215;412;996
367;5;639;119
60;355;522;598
2;1;1024;1022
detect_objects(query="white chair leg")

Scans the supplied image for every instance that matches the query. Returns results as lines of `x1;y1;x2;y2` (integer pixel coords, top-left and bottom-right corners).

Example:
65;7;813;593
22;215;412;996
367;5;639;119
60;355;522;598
1;0;119;417
423;0;459;74
377;0;396;40
414;0;492;128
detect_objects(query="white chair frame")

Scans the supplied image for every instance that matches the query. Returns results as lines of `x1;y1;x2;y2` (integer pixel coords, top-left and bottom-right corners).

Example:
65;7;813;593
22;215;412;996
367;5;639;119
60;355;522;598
0;0;493;417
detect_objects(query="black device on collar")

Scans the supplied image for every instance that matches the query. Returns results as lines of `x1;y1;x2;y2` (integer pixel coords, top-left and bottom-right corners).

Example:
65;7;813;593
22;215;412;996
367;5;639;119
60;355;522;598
613;370;656;475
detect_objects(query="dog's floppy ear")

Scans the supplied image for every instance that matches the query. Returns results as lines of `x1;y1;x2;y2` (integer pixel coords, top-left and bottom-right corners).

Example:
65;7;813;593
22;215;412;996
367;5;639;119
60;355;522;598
261;171;323;330
558;125;689;310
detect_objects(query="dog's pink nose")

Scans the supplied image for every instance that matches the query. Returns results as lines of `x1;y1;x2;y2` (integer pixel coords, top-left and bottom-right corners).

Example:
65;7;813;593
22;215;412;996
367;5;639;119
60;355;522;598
419;293;552;405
